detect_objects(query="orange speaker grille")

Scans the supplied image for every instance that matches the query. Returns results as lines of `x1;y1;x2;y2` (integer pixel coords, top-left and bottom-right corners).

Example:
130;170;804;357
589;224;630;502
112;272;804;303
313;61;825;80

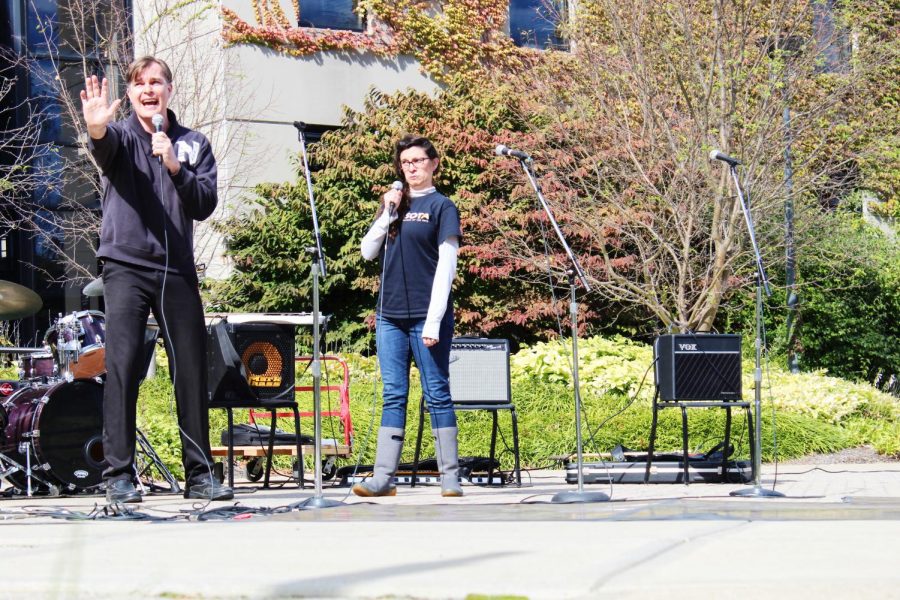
242;341;283;387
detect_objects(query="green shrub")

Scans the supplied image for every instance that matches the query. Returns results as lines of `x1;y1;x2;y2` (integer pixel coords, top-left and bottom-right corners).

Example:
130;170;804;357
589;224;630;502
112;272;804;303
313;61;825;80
133;335;898;479
718;212;900;382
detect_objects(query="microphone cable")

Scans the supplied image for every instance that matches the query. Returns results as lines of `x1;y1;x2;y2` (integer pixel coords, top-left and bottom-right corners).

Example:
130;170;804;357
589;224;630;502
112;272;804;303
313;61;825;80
152;141;216;513
339;187;400;500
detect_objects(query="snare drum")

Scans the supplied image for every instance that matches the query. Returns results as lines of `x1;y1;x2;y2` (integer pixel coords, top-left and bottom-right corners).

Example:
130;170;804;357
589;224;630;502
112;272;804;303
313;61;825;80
1;378;105;492
46;310;107;379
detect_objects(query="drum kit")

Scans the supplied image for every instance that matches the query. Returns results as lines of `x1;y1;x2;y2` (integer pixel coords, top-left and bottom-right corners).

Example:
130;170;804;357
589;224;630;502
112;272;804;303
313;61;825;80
0;278;175;497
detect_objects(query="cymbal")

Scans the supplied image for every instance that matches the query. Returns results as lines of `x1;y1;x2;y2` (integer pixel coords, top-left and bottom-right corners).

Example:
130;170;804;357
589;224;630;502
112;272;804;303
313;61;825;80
0;280;42;320
83;277;104;297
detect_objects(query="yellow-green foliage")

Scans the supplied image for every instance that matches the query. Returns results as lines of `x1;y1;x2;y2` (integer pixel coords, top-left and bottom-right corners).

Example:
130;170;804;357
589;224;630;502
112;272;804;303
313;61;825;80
511;335;655;400
133;335;897;478
758;367;900;425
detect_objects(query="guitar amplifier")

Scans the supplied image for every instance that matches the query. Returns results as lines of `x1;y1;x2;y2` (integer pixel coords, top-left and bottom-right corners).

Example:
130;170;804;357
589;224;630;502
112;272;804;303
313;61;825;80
207;321;296;407
654;334;742;401
448;338;511;405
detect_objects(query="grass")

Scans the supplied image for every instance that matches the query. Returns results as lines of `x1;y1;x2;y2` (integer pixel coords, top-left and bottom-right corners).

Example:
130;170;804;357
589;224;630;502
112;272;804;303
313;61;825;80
5;335;897;479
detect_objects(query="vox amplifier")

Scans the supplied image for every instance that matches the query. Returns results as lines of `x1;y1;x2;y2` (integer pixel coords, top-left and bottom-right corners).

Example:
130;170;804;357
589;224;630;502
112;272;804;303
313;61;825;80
654;334;742;401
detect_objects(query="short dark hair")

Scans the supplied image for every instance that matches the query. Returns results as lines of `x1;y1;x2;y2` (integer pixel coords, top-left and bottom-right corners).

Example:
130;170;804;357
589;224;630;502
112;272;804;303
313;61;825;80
125;56;173;85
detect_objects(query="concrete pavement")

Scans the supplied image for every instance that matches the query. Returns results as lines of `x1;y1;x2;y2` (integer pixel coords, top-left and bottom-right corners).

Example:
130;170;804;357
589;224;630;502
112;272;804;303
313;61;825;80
1;463;899;599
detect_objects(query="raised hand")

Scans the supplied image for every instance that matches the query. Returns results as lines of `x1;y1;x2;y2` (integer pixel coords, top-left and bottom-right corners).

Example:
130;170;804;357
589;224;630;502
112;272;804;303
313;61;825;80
80;75;122;138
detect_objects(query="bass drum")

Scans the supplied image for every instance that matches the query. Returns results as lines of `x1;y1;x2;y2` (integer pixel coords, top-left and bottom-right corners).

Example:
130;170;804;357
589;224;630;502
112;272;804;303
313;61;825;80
1;379;105;492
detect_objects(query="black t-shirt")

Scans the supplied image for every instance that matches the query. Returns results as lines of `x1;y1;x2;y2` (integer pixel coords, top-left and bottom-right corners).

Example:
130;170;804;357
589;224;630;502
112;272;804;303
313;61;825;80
377;191;462;319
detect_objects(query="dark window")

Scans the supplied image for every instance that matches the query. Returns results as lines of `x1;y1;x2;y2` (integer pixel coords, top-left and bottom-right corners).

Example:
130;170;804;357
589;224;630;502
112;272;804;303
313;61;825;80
29;59;90;145
509;0;567;50
812;0;850;73
298;0;364;32
26;0;107;60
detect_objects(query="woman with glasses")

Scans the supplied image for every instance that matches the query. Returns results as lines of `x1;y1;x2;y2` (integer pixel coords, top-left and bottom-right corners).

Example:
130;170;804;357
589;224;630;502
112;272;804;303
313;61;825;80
354;135;463;498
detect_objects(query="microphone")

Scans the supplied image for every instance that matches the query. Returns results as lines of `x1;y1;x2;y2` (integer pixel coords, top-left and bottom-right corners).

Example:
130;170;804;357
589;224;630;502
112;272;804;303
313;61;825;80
709;149;741;167
495;144;531;161
388;180;403;215
151;113;164;164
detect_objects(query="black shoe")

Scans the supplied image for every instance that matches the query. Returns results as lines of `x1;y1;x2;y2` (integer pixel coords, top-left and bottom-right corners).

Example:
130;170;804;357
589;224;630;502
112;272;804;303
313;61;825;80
184;474;234;501
106;479;142;504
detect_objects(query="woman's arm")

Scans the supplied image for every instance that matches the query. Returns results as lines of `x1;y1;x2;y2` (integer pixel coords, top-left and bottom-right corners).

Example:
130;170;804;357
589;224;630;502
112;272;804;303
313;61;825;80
360;211;397;260
422;235;459;343
361;188;403;260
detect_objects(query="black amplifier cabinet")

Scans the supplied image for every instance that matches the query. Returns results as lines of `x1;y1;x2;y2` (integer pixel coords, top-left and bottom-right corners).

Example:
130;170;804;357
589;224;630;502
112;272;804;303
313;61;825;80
654;334;742;401
207;322;295;407
447;338;511;405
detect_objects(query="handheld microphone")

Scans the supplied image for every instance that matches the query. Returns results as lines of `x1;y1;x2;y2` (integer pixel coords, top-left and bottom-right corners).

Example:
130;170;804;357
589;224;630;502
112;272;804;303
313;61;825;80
709;149;741;167
151;113;164;164
388;180;403;215
495;144;531;161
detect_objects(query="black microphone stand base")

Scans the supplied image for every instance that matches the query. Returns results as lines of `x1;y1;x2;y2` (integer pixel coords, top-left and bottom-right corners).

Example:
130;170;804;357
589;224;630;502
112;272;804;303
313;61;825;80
551;490;610;504
730;485;785;498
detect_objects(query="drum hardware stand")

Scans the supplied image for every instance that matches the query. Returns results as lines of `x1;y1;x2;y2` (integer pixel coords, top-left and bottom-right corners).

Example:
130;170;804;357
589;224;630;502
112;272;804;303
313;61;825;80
134;428;181;494
3;445;59;497
52;312;83;381
23;440;32;497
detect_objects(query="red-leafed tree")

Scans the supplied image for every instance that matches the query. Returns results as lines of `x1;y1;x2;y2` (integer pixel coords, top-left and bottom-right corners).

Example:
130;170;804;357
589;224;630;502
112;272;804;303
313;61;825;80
213;0;896;348
211;81;622;349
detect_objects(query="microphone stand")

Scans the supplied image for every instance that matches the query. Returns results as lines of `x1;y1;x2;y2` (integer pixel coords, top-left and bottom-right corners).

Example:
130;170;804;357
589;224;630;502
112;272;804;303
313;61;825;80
517;158;608;503
725;162;784;499
293;122;342;509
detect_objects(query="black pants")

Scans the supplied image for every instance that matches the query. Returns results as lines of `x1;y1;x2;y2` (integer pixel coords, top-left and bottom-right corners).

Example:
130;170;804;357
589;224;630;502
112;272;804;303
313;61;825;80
101;259;213;483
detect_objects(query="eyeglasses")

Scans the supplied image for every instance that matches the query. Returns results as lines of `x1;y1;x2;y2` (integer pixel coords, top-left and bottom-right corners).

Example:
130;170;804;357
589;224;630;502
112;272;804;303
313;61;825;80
400;157;431;170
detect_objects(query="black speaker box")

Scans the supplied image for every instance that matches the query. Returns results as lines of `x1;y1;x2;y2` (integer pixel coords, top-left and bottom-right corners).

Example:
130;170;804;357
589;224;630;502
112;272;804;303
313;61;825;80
654;334;742;401
448;338;511;404
207;322;295;407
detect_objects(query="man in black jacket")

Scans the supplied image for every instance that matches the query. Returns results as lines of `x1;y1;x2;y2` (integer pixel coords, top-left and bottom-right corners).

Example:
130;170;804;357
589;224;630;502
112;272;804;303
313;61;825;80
81;56;232;503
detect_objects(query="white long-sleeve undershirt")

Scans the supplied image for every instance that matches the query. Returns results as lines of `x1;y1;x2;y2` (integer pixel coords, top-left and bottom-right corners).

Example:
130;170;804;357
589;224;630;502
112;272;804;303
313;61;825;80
360;210;396;260
422;235;458;340
360;186;458;341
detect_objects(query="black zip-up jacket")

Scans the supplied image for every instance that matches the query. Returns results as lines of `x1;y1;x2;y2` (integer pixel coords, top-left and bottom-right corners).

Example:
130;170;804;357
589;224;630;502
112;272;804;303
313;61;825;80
89;109;217;277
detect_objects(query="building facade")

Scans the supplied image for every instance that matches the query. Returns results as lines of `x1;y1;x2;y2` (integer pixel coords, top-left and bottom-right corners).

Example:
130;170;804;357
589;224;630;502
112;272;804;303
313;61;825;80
1;0;564;343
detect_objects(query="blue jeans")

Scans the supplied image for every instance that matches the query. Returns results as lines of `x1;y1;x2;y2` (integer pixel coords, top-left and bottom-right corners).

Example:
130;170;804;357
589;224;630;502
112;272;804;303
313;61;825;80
376;314;456;430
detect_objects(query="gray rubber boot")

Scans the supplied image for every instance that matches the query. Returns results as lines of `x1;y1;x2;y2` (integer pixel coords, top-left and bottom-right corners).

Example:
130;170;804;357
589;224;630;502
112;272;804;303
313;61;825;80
433;427;463;497
352;426;404;497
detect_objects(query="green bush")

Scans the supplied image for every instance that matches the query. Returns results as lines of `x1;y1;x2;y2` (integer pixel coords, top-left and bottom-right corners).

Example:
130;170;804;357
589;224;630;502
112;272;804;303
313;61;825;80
133;335;897;479
717;211;900;382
